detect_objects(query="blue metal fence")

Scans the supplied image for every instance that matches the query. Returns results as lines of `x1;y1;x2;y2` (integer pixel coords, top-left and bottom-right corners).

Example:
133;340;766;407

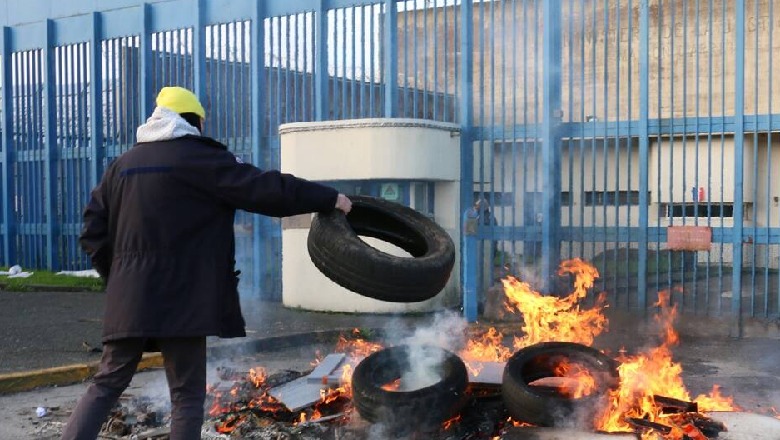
0;0;778;334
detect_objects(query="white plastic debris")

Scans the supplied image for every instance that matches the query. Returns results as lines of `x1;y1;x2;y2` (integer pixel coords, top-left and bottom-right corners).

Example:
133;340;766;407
36;406;47;418
55;269;100;278
0;264;22;275
0;264;32;278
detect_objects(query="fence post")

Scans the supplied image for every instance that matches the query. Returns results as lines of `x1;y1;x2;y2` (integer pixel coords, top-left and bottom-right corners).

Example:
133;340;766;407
462;207;479;322
139;3;153;120
460;0;475;320
383;0;397;117
43;20;60;270
251;0;267;296
731;0;746;338
0;26;14;266
540;0;562;293
89;13;104;191
637;0;649;313
314;0;328;121
192;0;205;101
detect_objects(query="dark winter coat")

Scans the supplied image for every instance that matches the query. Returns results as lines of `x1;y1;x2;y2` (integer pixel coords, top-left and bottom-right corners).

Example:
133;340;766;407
80;130;337;343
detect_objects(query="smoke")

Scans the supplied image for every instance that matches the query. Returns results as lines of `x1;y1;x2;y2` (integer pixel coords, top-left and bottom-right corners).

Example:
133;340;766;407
401;310;467;390
348;310;468;434
401;308;468;352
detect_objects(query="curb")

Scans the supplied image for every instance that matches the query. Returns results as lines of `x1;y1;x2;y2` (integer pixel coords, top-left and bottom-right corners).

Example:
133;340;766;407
0;329;354;395
0;353;164;395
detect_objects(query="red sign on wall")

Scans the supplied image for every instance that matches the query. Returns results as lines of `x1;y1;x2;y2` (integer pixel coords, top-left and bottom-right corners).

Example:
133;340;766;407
667;226;712;251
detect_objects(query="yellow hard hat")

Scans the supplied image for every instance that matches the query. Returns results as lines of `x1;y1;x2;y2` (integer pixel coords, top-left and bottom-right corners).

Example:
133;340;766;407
155;86;205;119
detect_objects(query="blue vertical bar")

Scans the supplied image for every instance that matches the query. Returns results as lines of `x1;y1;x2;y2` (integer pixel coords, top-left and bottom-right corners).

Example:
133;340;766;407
383;0;397;117
251;0;266;296
89;13;104;190
462;209;479;322
192;0;206;105
314;0;328;121
460;0;474;316
350;8;356;119
637;0;649;311
0;27;14;265
43;20;59;270
541;0;562;292
140;4;153;119
731;0;745;337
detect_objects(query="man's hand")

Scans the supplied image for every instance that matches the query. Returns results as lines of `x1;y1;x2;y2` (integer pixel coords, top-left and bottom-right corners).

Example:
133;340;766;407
335;194;352;214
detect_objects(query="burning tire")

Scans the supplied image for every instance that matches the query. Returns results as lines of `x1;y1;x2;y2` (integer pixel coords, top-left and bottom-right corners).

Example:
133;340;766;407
351;345;469;433
502;342;620;428
307;195;455;302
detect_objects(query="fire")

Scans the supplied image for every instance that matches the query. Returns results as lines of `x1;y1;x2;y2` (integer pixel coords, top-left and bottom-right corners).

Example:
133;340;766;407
551;359;597;398
462;326;514;363
205;258;741;439
460;258;607;363
335;328;384;358
509;258;608;349
441;414;462;430
594;290;737;439
248;367;266;388
463;258;737;439
381;378;401;391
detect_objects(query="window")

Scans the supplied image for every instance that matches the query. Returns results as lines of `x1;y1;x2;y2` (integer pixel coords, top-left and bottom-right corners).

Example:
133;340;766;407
663;203;734;218
561;191;572;206
584;190;645;206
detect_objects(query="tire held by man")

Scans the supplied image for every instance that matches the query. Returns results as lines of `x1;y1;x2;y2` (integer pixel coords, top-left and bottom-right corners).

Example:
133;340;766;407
307;195;455;302
351;345;469;433
502;342;620;428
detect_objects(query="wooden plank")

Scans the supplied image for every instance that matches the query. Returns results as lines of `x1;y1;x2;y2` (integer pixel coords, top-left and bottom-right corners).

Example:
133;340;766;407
305;353;346;383
270;353;346;412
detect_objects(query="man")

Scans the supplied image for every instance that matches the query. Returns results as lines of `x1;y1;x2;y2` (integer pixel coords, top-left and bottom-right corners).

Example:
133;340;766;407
61;86;352;440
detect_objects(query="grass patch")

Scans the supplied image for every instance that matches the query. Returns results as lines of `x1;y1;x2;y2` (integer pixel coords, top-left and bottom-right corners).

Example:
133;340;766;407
0;267;104;292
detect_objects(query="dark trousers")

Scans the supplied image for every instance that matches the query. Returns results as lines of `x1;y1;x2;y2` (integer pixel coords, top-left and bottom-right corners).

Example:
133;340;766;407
60;336;207;440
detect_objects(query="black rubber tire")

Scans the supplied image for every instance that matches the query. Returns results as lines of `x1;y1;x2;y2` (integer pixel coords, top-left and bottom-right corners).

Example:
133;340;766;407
307;195;455;302
351;345;469;433
502;342;620;428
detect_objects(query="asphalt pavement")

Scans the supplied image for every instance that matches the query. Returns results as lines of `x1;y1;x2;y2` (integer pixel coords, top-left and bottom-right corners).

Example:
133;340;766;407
1;289;780;439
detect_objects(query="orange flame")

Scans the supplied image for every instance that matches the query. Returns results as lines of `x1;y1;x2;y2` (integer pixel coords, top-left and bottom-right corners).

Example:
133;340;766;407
335;329;384;358
208;259;740;438
442;414;462;430
460;258;607;363
462;258;737;439
594;290;737;439
381;378;402;391
462;326;514;363
553;359;597;398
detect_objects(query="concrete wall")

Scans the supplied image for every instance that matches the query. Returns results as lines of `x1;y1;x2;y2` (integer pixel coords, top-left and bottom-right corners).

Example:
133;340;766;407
402;0;780;124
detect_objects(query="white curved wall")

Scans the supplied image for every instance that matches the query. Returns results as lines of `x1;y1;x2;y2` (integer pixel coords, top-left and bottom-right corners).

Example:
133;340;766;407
280;118;461;313
279;118;460;181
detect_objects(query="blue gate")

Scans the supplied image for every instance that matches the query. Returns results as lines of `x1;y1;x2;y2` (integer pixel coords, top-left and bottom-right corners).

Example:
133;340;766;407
0;1;777;334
